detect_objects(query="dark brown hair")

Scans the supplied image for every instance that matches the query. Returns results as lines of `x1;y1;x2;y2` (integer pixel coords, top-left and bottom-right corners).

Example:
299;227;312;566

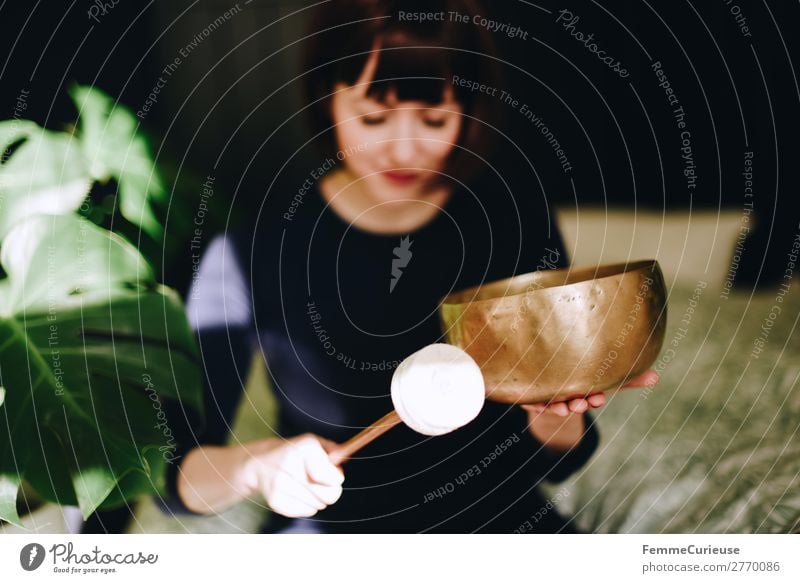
303;0;500;186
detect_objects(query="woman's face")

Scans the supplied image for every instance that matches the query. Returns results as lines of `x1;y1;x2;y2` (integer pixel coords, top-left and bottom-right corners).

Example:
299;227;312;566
329;50;463;201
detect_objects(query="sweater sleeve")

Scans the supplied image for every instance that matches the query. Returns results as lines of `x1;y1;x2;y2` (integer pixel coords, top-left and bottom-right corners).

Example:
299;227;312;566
487;404;600;490
528;411;600;484
154;233;256;515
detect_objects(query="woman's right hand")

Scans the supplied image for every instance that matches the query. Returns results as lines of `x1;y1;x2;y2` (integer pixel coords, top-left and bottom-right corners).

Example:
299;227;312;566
238;433;345;518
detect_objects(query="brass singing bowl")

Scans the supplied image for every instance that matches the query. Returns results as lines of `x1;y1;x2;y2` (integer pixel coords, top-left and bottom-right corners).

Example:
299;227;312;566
438;260;667;404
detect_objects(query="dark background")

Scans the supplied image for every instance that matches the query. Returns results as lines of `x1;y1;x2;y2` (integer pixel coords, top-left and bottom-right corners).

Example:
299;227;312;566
1;0;798;531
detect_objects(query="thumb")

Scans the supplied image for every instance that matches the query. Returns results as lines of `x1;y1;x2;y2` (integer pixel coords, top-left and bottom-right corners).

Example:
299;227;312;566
301;438;345;486
318;436;348;467
317;436;340;454
620;369;660;389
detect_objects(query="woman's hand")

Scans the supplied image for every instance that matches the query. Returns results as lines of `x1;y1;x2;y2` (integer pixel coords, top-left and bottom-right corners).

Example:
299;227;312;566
522;369;660;417
239;433;345;518
178;433;344;517
521;370;660;452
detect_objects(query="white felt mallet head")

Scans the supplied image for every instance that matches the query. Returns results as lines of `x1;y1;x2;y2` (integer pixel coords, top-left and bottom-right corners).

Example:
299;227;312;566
390;343;486;436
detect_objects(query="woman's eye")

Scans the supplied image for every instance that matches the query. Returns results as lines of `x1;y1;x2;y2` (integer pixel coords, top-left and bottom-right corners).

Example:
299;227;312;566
361;115;386;126
423;117;447;128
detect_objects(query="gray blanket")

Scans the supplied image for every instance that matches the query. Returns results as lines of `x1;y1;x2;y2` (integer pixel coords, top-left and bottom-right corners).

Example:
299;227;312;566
546;279;800;533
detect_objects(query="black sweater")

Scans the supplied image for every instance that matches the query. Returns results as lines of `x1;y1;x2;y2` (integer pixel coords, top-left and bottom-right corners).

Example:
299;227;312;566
159;178;598;533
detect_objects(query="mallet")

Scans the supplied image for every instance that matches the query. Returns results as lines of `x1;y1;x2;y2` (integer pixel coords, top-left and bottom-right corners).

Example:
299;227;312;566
327;343;485;465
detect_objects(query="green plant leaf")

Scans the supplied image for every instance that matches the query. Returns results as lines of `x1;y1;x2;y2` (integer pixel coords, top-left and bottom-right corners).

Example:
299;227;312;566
0;215;202;520
0;120;92;241
0;211;152;314
0;473;22;526
69;85;166;241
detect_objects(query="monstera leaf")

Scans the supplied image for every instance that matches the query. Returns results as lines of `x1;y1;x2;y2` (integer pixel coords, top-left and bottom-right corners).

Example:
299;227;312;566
69;84;166;240
0;214;202;525
0;120;92;241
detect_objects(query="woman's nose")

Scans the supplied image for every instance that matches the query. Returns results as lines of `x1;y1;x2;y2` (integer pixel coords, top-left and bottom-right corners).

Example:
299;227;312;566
387;115;417;167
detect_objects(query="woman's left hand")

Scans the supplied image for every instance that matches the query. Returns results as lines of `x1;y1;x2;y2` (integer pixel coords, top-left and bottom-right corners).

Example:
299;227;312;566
521;369;660;417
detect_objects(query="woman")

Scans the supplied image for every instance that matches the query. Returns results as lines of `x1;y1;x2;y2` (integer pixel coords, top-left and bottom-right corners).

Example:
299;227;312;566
161;0;658;533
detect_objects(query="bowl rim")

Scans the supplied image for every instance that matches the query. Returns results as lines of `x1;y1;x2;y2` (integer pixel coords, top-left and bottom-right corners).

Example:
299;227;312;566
440;259;661;307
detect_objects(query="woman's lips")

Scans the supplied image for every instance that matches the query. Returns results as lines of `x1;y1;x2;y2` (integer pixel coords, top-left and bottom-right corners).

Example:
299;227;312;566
382;170;420;185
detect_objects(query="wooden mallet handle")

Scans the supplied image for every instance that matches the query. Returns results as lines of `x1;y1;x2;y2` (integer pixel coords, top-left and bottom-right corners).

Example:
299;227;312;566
327;410;402;465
